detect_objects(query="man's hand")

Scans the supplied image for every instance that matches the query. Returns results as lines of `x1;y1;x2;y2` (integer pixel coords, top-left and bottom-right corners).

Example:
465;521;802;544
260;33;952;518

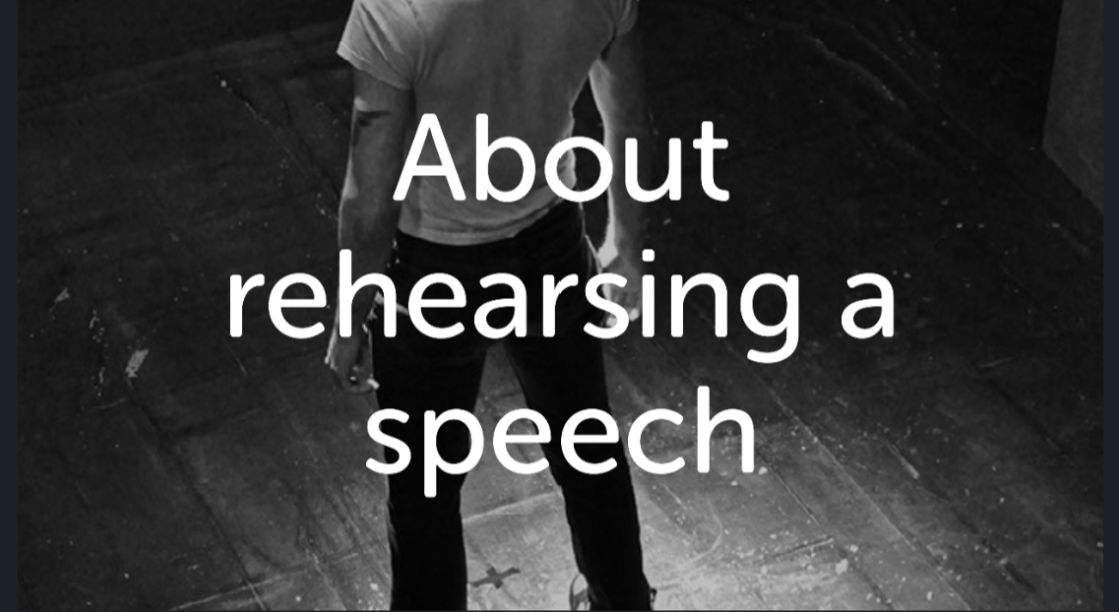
597;239;645;327
325;322;379;394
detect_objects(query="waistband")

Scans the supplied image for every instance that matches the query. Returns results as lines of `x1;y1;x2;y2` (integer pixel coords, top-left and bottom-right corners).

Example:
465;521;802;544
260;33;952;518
392;200;585;272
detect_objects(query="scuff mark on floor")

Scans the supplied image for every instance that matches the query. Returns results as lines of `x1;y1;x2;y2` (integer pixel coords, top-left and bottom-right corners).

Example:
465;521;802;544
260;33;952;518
52;287;71;307
125;348;149;379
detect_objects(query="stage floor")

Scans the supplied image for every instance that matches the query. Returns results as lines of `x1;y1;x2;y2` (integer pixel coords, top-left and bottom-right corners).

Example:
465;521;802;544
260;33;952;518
18;2;1102;609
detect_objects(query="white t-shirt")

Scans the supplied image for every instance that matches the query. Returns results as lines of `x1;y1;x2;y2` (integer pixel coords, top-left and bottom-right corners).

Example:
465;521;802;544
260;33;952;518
338;0;638;245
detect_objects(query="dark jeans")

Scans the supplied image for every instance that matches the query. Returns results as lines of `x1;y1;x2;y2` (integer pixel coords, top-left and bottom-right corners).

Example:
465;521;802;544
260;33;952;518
369;202;651;610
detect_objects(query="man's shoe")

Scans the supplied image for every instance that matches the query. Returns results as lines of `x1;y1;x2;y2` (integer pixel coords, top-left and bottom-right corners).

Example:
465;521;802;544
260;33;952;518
568;574;658;610
568;574;590;611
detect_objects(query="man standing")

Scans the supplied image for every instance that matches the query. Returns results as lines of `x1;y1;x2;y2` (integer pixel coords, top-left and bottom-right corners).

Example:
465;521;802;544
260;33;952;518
324;0;653;608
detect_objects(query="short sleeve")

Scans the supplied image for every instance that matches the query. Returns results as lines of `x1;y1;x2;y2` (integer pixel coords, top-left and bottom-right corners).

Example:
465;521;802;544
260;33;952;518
614;0;639;37
337;0;422;90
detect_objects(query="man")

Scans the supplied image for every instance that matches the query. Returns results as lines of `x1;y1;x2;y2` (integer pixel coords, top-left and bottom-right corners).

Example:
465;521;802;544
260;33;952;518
324;0;653;608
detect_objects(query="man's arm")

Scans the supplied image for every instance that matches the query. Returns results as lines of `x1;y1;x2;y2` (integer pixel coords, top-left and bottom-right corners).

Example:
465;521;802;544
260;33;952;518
589;25;651;321
325;68;413;394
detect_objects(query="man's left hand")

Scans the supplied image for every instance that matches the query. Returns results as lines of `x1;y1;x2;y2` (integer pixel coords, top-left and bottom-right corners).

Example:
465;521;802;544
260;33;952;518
325;322;379;395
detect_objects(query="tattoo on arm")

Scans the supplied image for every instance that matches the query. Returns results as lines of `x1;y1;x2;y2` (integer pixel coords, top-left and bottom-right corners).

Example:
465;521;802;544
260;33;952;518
350;109;390;148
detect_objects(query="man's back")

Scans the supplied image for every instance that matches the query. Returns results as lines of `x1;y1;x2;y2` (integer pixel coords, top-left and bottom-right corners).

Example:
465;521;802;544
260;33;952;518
338;0;637;244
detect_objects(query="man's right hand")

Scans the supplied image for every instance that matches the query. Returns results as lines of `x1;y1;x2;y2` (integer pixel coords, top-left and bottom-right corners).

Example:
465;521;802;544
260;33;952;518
325;322;379;395
597;240;645;327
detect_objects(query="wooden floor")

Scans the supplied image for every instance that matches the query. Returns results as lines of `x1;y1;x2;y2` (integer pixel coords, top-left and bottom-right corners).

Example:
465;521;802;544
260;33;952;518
18;1;1102;609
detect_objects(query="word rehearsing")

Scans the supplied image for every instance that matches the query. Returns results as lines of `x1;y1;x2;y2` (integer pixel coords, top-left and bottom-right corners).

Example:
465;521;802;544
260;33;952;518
229;250;895;364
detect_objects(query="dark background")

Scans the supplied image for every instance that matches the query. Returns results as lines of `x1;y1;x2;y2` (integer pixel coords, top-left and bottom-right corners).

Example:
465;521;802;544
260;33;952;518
17;0;1103;609
20;0;1061;140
